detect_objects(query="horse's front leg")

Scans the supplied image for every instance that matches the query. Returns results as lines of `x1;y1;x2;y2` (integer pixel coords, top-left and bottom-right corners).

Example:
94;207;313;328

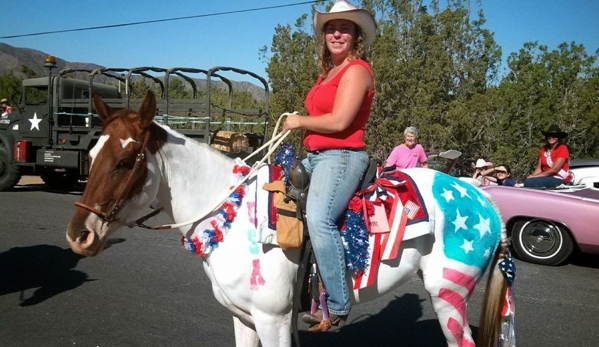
252;309;293;347
233;316;260;347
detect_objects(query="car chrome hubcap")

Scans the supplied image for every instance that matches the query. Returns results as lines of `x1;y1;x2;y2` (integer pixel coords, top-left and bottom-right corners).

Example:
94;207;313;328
521;220;562;257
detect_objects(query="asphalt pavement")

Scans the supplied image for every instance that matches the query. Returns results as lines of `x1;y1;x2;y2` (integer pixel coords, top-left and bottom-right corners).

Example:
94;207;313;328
1;184;598;346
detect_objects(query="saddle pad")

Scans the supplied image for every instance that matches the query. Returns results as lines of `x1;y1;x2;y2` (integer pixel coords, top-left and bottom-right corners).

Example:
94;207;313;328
383;170;428;226
352;169;432;289
361;170;429;238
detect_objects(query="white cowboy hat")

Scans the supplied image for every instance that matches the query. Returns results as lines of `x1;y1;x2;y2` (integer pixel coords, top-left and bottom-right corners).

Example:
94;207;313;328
474;158;493;169
313;0;376;48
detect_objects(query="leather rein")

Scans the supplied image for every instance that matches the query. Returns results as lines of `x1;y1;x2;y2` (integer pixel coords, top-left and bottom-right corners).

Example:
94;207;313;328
75;131;152;224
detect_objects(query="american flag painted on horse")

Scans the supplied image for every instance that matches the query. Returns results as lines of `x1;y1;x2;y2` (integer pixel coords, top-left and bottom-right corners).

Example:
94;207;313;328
351;171;505;345
432;172;503;347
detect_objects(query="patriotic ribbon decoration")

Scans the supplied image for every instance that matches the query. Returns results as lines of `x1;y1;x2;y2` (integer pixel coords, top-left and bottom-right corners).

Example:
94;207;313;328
350;171;411;289
182;158;249;257
498;249;516;347
273;142;296;186
362;175;405;201
341;197;371;275
498;249;516;286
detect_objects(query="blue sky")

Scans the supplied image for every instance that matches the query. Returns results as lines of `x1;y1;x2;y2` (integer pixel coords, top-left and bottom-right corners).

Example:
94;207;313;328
1;0;598;83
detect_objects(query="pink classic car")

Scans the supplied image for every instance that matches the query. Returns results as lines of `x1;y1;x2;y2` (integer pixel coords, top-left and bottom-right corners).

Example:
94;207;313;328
482;185;599;265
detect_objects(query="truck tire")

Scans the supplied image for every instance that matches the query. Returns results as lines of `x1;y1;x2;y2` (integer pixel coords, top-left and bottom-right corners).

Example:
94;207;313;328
0;131;21;191
0;150;21;191
41;170;79;191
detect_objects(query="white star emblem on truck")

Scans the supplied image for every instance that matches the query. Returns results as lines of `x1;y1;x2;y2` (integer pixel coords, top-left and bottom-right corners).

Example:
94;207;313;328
29;112;42;131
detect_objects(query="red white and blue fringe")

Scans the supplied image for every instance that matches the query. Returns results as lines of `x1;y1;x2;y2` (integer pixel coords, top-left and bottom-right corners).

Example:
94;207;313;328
498;250;516;347
182;158;250;257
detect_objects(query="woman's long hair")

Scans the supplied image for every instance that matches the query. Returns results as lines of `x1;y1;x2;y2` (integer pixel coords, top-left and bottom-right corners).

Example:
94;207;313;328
316;24;368;78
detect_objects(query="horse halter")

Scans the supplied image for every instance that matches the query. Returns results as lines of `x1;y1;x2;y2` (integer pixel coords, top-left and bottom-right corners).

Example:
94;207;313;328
75;131;151;223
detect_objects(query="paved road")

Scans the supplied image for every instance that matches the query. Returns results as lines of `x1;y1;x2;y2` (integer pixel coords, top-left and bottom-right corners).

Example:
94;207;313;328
1;183;598;346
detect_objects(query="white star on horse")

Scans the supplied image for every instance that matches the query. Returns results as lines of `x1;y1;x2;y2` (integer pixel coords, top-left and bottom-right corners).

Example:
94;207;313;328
451;182;470;198
474;214;491;238
441;188;454;202
461;239;474;253
452;210;468;232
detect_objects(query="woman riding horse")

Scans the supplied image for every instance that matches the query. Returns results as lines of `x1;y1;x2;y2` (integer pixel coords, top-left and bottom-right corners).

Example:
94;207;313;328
282;0;376;330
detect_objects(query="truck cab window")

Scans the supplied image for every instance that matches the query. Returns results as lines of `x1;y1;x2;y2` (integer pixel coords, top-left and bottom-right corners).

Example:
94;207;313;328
25;87;48;105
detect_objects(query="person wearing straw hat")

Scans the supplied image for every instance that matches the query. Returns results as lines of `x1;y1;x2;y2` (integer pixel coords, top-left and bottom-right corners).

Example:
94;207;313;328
472;158;494;186
1;98;13;118
282;0;376;331
523;124;571;188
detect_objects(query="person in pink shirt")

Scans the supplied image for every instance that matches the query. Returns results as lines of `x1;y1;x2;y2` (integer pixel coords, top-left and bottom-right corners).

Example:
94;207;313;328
384;126;429;169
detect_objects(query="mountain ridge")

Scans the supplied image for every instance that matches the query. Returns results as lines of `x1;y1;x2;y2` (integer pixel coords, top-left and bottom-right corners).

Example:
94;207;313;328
0;43;267;102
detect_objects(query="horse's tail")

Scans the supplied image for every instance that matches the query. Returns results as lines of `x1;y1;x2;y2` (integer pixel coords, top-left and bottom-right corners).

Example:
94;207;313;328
477;193;511;347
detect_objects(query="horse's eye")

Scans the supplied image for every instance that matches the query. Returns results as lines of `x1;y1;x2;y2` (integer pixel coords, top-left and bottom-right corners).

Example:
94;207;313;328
116;158;134;170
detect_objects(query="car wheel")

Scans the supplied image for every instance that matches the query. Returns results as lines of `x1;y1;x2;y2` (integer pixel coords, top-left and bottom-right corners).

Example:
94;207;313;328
512;219;573;265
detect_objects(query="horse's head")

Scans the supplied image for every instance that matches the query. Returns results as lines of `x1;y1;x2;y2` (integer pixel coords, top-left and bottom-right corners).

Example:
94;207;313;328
67;91;164;256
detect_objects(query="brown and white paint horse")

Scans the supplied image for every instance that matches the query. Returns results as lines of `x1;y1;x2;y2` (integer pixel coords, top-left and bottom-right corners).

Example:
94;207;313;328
67;91;513;347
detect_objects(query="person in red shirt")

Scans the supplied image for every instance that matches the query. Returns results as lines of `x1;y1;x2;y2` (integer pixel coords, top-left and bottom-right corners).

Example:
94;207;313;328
523;124;570;188
283;0;376;331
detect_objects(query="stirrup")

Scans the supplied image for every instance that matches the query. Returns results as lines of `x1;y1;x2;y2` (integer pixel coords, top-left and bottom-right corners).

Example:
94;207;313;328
305;311;347;332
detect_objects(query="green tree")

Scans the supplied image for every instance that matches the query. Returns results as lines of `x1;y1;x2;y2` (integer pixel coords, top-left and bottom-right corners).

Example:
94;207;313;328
260;11;318;150
489;42;599;179
360;0;501;164
168;77;191;99
262;0;598;181
21;65;38;79
0;71;24;111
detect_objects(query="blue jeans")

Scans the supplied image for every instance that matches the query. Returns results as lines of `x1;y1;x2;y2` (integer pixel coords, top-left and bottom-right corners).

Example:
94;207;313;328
302;149;369;316
523;176;563;188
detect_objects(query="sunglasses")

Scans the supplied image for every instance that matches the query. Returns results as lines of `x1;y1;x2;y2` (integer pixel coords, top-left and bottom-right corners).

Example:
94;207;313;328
495;170;507;174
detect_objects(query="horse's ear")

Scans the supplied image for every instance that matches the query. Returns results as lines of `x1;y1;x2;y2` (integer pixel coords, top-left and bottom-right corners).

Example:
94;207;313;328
138;90;156;129
93;91;115;124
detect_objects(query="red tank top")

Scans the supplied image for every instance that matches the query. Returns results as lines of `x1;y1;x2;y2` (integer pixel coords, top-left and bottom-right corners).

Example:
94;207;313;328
540;144;570;178
303;59;374;151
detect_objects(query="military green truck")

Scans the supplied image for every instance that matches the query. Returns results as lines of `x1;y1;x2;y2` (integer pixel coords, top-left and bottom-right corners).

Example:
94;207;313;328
0;57;269;191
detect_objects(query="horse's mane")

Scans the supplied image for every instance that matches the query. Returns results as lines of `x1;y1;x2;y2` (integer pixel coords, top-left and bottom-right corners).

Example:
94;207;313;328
153;121;233;166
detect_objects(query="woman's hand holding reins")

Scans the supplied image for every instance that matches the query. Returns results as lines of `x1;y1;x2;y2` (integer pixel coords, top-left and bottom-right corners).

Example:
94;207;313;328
283;113;303;132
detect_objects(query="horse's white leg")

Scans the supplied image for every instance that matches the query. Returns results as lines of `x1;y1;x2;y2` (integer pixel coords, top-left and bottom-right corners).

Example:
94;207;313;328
233;317;260;347
422;267;477;347
252;310;292;347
